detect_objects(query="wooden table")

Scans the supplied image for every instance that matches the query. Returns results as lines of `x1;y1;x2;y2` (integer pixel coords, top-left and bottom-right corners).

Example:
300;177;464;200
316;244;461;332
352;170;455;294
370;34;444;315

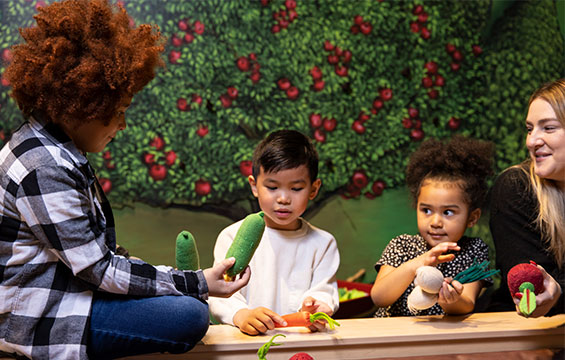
125;312;565;359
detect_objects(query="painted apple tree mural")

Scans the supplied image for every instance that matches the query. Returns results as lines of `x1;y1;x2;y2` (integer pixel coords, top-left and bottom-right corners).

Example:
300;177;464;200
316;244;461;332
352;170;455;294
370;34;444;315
1;0;563;221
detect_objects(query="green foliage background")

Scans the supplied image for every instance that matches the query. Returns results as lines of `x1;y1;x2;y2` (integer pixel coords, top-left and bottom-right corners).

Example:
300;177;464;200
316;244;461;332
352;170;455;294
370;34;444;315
1;0;564;222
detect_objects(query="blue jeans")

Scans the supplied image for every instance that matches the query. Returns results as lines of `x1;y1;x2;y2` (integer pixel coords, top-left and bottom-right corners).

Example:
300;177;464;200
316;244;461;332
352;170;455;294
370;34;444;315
88;293;210;359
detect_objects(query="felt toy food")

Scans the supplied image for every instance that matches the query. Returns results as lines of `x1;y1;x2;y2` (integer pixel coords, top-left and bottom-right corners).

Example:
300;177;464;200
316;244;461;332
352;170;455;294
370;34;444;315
407;266;443;313
507;261;545;317
224;211;265;281
407;260;499;314
257;334;315;360
275;311;340;329
175;231;200;271
289;353;314;360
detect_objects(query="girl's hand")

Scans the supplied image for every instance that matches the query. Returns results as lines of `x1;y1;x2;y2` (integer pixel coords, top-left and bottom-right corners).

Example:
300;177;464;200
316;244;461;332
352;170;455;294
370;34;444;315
438;278;463;305
300;297;333;332
513;264;562;318
203;257;251;298
418;242;460;267
233;307;286;335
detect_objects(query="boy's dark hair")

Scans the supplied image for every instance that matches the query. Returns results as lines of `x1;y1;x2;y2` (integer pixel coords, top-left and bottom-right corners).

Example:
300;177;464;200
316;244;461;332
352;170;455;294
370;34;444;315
5;0;165;126
406;135;494;210
252;129;319;182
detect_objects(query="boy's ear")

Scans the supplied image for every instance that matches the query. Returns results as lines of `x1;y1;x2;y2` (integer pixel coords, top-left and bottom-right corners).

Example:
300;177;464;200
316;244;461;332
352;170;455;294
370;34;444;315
309;178;322;200
248;175;259;198
467;208;481;228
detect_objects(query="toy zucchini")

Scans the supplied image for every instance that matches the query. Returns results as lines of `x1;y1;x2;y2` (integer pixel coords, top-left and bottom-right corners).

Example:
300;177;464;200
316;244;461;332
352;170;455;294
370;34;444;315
175;230;200;271
224;211;265;281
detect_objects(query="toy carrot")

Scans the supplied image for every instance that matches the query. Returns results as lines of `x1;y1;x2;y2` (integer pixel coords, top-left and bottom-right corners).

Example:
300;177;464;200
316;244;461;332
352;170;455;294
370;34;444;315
275;312;340;330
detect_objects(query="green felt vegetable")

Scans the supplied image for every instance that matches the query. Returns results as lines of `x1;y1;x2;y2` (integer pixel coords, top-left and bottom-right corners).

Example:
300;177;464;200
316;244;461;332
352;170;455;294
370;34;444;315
175;230;200;271
224;211;265;281
257;334;285;360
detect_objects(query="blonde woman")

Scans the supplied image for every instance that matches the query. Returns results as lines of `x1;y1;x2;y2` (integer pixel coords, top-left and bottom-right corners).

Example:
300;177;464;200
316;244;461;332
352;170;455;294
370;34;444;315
489;79;564;317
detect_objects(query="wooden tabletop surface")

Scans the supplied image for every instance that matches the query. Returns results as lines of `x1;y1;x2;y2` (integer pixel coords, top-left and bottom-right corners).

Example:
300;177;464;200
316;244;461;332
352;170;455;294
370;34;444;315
125;311;565;360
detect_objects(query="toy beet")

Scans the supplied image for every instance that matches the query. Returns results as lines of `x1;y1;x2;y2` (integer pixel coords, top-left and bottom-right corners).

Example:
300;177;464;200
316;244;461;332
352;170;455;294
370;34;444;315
289;353;314;360
507;261;545;317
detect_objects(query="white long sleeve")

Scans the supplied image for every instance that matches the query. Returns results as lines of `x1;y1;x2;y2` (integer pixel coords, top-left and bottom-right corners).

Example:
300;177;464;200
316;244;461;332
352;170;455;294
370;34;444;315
208;218;340;325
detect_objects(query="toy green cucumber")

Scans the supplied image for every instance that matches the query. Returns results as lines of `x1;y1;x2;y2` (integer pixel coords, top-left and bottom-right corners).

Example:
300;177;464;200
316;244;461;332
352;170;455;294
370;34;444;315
175;230;200;271
224;211;265;281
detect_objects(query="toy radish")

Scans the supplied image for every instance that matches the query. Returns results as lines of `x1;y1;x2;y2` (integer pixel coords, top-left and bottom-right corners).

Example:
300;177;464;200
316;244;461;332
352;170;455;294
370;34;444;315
507;261;545;317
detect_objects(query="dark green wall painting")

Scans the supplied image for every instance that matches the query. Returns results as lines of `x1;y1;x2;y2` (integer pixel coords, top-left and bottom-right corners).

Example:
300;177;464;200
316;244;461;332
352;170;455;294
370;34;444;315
1;0;563;281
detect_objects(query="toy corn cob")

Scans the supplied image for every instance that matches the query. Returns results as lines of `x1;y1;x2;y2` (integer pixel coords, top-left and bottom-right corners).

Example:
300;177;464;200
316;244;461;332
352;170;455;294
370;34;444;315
224;211;265;281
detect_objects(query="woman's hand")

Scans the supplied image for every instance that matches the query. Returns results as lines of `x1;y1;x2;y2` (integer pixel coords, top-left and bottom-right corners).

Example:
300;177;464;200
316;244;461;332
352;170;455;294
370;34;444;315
203;257;251;298
514;264;562;318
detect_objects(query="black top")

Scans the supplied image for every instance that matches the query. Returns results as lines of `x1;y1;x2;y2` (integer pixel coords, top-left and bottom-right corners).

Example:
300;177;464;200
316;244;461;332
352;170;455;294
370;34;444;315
488;165;564;315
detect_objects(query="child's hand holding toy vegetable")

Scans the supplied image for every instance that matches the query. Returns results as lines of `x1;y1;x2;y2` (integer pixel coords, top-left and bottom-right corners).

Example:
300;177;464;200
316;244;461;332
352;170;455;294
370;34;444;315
299;296;334;332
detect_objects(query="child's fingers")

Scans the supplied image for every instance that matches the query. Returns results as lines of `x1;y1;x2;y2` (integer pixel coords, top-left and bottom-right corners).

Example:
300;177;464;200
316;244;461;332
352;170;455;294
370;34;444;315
437;254;455;263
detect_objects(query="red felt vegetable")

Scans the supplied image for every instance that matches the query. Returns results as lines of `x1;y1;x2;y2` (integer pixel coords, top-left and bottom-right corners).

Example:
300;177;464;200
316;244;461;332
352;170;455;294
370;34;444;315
507;261;545;316
289;352;314;360
275;311;340;329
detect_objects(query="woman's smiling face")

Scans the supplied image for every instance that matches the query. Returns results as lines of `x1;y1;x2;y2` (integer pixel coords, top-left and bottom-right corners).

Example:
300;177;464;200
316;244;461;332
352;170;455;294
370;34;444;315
526;98;565;187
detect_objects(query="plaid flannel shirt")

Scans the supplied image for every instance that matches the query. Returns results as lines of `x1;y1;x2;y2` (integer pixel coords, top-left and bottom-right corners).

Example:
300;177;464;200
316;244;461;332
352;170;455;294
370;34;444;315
0;115;208;359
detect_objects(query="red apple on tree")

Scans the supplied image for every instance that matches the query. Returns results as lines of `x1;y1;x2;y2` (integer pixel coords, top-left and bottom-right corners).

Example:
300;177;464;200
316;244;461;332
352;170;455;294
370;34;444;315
412;4;423;15
424;61;438;74
313;128;326;143
149;164;167;181
236;57;250;72
184;32;194;44
195;179;211;196
250;71;261;83
178;19;189;31
309;113;322;128
410;128;425;141
193;20;205;35
150;136;165;151
1;49;12;62
408;107;419;118
313;80;325;92
239;160;253;177
421;27;431;39
372;98;383;109
352;120;366;134
380;88;393;101
165;150;177;166
102;151;112;160
285;0;296;9
335;65;348;77
418;12;429;23
171;34;183;47
434;75;445;87
323;118;337;132
352;170;369;189
372;180;386;196
422;76;433;88
169;50;181;64
342;50;352;63
327;54;339;65
192;94;202;105
196;125;209;137
143;153;155;165
472;44;483;56
428;89;439;99
310;66;322;80
358;112;370;122
446;43;456;54
410;21;420;33
227;86;238;99
277;78;291;90
450;62;461;71
323;40;334;51
177;98;189;111
286;86;299;100
402;117;413;129
360;22;372;35
220;94;232;108
353;15;363;25
99;178;112;194
447;117;461;130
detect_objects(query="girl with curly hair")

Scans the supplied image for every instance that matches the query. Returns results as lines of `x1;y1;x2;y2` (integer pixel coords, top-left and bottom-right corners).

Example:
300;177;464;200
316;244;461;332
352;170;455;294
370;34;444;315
488;79;564;317
370;135;495;317
0;1;249;359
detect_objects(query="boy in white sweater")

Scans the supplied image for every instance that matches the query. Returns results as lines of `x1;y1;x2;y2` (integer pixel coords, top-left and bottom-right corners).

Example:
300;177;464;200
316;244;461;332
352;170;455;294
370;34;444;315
209;130;340;335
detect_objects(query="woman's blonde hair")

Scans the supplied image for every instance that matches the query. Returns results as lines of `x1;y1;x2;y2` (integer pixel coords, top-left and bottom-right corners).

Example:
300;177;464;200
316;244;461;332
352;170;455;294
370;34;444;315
522;79;565;268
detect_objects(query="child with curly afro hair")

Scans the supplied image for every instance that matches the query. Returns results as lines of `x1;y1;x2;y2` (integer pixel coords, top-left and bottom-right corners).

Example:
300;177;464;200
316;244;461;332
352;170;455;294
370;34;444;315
0;1;249;359
371;135;495;317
